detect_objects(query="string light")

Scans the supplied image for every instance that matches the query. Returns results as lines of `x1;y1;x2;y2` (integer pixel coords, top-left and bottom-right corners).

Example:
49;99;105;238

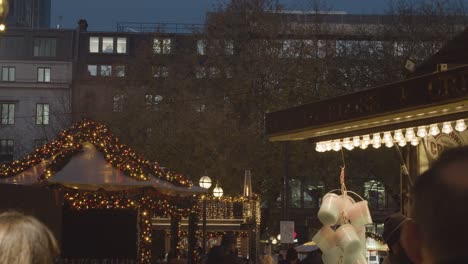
394;129;403;141
429;124;440;136
455;119;467;132
332;140;342;151
353;136;360;147
385;140;394;148
410;137;419;146
441;122;453;134
417;126;428;138
405;128;415;141
398;140;407;147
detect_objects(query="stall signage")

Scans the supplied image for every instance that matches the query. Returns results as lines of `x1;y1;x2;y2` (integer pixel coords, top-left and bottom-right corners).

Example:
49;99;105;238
425;131;468;161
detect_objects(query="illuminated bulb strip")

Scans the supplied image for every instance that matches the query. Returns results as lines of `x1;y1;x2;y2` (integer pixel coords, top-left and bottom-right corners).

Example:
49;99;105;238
314;119;463;153
455;119;467;132
441;122;453;134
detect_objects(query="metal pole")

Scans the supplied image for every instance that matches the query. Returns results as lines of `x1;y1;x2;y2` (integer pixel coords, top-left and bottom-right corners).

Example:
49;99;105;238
202;198;207;255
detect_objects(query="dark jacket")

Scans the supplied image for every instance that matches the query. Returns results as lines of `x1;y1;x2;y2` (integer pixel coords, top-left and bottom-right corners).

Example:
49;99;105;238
206;245;238;264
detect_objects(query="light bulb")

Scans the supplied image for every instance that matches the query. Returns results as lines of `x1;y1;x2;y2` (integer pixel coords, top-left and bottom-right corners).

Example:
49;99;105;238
442;122;453;134
343;138;354;150
417;126;427;137
429;124;440;136
315;142;325;152
353;136;360;147
455;119;466;132
385;140;394;148
394;129;403;141
372;141;381;149
332;140;342;151
398;140;407;147
405;128;415;141
372;133;381;144
360;143;368;149
383;132;392;142
325;141;332;151
410;137;419;146
362;135;371;145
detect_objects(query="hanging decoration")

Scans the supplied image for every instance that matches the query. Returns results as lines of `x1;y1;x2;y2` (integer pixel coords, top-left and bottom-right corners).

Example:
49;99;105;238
0;118;192;187
313;167;373;264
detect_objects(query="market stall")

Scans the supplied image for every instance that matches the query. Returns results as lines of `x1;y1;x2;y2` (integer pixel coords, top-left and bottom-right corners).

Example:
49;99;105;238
0;119;205;263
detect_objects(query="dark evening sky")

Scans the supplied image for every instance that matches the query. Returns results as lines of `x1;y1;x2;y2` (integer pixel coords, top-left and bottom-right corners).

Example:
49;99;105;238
51;0;395;31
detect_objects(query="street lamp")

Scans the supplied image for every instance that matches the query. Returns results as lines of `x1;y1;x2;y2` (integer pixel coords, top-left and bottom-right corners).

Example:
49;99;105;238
199;174;212;256
213;183;224;198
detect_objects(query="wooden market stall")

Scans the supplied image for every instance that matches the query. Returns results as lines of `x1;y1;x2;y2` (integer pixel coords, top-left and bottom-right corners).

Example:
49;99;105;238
0;119;205;264
265;29;468;215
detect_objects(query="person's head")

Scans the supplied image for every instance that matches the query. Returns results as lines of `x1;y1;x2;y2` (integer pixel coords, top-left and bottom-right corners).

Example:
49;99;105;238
382;213;409;256
0;211;59;264
402;146;468;263
221;233;237;253
259;254;274;264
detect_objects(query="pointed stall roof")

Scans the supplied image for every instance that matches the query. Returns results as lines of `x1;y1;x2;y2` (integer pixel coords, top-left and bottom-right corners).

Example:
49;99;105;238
0;119;205;197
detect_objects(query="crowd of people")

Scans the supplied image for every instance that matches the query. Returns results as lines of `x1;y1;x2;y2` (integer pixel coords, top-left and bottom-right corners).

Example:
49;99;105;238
0;146;468;263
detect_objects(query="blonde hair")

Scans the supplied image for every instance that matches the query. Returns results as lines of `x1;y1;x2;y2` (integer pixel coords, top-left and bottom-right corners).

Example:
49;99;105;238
0;211;59;264
259;254;274;264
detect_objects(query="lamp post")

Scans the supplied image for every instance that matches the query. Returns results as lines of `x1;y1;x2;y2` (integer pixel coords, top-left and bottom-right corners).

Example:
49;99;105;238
199;175;212;255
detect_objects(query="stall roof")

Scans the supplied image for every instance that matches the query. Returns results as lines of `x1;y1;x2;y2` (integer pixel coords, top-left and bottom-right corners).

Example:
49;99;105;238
266;65;468;142
0;119;205;197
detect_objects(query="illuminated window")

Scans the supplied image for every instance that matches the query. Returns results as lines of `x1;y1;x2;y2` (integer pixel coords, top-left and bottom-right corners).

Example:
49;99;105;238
89;37;99;53
0;103;14;125
37;67;51;82
145;94;163;111
1;67;15;82
87;65;97;76
197;40;206;55
116;38;127;54
100;65;112;76
102;37;114;53
364;180;386;209
115;65;126;77
153;38;172;54
36;103;49;125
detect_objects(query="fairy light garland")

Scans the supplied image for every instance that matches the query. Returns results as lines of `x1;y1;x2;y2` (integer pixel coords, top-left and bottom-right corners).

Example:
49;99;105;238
63;189;198;264
0;118;192;187
201;195;261;225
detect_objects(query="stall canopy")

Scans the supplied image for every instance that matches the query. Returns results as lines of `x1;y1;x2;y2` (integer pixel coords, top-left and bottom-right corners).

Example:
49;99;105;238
0;119;205;197
265;29;468;147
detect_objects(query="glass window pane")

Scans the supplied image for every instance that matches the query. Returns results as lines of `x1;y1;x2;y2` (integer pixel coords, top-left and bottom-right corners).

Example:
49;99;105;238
8;104;14;124
44;68;51;82
197;40;206;55
115;65;125;77
87;65;97;76
36;104;43;124
89;37;99;53
37;68;44;82
153;39;161;54
117;37;127;53
1;104;8;124
100;65;112;76
9;68;14;81
225;40;234;55
162;39;171;54
2;68;8;81
43;104;49;125
102;37;114;53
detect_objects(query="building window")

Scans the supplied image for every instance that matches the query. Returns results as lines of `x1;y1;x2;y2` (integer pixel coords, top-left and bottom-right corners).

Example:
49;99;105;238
113;94;125;112
36;103;49;125
0;139;14;159
87;65;97;76
153;38;171;54
1;67;15;82
208;67;221;78
116;37;127;54
115;65;126;77
89;37;99;53
317;40;327;58
37;67;51;82
152;66;169;78
364;180;386;209
197;40;206;55
33;38;57;57
195;67;207;79
35;139;48;148
1;103;15;125
102;37;114;53
100;65;112;76
145;94;163;111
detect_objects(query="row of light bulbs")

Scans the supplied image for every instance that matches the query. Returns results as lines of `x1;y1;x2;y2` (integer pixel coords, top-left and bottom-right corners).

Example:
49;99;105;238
315;119;467;152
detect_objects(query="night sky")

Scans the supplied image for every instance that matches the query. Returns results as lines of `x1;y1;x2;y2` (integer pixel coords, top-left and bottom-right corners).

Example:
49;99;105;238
51;0;394;31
